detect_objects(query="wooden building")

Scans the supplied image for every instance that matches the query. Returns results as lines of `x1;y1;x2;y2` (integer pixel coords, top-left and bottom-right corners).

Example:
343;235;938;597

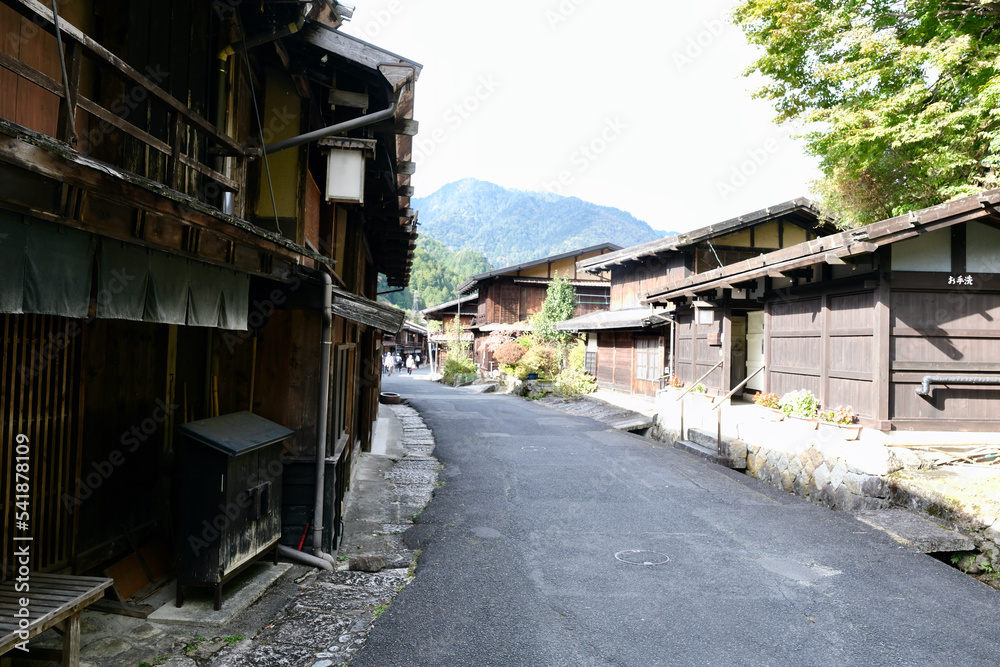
457;244;619;372
0;0;419;589
560;201;830;397
420;294;477;374
644;189;1000;431
383;321;428;361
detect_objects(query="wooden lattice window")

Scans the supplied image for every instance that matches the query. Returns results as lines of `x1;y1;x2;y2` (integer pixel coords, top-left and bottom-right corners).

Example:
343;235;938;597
635;337;663;381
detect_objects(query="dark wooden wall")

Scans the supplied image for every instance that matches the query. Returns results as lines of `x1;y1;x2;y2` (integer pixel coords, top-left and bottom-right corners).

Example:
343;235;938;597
765;290;876;419
593;332;663;396
674;310;725;394
889;287;1000;428
0;314;84;578
611;257;686;310
77;319;169;571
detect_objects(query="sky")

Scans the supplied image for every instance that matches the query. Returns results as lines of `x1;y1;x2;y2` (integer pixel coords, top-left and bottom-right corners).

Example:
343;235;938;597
339;0;822;235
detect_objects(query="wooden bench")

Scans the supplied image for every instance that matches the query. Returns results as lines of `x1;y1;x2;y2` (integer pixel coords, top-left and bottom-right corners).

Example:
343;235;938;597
0;574;112;667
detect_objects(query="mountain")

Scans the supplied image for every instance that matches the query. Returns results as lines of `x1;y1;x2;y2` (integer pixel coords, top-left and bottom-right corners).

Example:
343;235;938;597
412;179;665;268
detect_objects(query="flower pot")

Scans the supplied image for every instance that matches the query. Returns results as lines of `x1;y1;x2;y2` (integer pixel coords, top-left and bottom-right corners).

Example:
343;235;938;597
687;393;715;406
527;373;538;380
787;415;819;429
819;421;862;441
757;406;785;422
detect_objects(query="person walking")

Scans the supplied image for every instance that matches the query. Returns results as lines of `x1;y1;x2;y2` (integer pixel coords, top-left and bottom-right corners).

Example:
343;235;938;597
405;354;416;376
383;352;393;375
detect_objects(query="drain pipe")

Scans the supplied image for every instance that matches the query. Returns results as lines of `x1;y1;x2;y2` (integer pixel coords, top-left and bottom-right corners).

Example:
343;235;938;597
916;375;1000;396
277;543;332;571
312;269;338;566
263;87;402;156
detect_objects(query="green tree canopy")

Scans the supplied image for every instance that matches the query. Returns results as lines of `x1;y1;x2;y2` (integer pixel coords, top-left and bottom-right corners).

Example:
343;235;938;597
532;273;577;345
733;0;1000;225
378;235;493;315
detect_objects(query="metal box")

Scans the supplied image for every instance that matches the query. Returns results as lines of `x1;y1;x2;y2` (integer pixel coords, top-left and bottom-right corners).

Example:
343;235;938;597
175;411;292;610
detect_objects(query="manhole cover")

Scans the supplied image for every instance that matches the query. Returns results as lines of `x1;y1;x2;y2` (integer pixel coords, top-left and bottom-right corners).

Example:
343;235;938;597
521;446;547;451
615;550;670;566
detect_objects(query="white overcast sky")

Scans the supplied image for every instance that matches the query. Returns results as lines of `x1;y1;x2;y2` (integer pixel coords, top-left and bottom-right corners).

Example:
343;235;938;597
339;0;821;234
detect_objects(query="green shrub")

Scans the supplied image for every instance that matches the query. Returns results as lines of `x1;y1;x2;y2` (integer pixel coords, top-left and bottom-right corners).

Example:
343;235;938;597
778;389;818;418
516;343;560;380
442;356;476;385
554;367;597;397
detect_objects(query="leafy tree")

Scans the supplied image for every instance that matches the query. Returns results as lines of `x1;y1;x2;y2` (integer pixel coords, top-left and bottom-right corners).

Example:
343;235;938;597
532;273;577;345
378;235;492;313
732;0;1000;224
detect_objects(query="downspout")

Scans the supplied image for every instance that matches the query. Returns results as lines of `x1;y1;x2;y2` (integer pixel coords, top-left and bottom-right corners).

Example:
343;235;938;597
264;87;403;156
312;270;338;565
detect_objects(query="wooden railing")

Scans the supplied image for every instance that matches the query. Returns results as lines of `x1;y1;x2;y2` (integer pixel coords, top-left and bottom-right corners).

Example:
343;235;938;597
1;0;246;202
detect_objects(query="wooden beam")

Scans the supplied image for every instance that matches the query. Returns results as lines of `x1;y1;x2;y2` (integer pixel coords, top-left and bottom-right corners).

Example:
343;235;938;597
10;0;244;154
329;89;369;109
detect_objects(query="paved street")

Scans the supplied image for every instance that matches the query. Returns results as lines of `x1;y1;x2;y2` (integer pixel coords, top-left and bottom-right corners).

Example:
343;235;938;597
354;375;1000;666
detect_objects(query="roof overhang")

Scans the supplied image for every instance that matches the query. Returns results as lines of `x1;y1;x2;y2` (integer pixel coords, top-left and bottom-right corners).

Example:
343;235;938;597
332;287;406;333
457;243;621;294
643;189;1000;304
557;307;675;332
579;198;830;274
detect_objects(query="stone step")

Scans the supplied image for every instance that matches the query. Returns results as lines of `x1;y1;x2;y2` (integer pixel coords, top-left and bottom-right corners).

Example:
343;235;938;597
853;509;975;553
674;439;728;467
608;416;654;432
685;428;748;470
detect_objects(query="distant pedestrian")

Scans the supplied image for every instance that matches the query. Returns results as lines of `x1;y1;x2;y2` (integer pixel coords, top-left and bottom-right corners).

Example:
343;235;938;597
383;352;393;375
406;354;415;375
395;354;403;372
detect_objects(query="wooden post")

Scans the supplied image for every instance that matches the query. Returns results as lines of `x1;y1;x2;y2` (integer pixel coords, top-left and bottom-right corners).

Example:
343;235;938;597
62;612;81;666
874;265;892;426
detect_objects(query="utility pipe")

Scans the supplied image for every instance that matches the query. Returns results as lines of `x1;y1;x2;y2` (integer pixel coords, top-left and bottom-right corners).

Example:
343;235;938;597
277;544;333;571
263;88;401;156
312;269;337;565
915;375;1000;397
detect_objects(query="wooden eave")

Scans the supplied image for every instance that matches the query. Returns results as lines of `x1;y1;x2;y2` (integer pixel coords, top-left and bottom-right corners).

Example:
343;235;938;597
578;198;831;274
298;22;423;92
0;120;331;279
456;243;622;294
642;188;1000;304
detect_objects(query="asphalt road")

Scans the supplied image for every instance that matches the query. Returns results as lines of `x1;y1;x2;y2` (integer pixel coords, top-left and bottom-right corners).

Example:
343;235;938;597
354;374;1000;666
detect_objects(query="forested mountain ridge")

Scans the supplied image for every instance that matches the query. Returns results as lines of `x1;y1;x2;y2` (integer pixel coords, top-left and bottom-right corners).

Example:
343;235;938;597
378;236;493;312
412;178;664;268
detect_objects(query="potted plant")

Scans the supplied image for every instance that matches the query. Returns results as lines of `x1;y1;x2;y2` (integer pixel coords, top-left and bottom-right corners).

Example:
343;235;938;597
778;389;819;428
752;392;784;421
687;383;715;406
818;405;862;440
663;374;685;400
